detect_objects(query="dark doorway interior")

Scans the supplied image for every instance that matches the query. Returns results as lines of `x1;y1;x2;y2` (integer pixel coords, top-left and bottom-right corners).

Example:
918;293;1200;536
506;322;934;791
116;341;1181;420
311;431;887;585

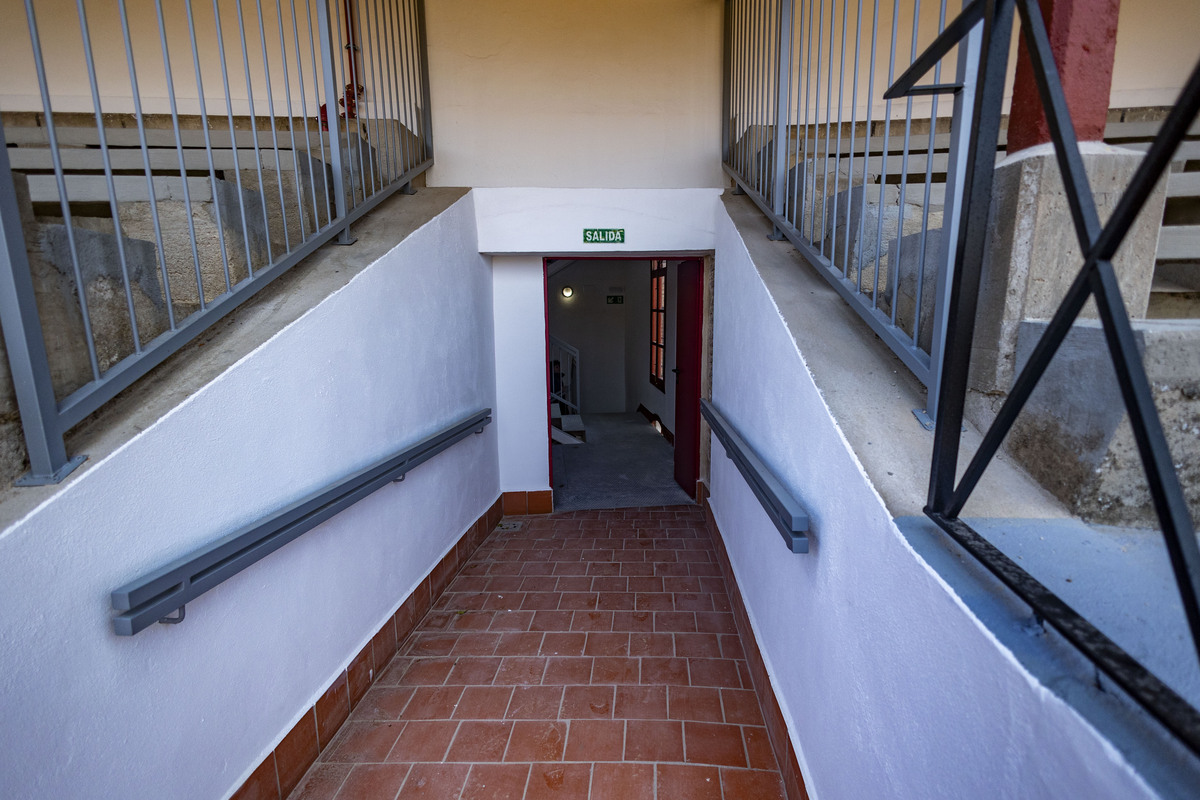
545;257;703;511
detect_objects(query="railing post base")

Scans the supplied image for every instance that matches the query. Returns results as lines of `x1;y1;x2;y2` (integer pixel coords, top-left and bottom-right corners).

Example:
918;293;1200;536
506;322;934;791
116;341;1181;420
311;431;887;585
15;454;87;487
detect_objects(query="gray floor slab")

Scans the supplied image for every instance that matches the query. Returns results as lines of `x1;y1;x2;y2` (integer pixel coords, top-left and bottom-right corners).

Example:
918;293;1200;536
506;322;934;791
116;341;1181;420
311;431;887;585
552;413;694;511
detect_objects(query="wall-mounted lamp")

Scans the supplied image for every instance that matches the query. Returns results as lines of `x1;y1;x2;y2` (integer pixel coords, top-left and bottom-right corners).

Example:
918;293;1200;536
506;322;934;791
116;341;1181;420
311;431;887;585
562;286;574;298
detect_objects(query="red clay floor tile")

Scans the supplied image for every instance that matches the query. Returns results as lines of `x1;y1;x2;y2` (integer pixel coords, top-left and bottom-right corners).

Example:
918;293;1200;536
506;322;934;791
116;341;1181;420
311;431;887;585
460;763;531;800
286;507;787;800
523;763;592;800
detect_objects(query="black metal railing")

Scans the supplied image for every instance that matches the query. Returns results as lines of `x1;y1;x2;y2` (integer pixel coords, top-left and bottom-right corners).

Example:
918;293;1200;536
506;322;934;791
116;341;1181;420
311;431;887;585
701;399;810;554
110;409;491;636
888;0;1200;755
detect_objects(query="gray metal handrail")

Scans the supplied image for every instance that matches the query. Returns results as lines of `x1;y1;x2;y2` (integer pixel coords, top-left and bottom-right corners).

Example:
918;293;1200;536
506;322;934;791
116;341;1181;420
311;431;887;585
110;408;491;636
701;399;809;553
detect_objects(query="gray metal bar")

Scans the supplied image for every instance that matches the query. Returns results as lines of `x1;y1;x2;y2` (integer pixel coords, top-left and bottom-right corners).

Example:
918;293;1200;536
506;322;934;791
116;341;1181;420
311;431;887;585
842;0;865;283
76;0;142;352
889;0;922;328
117;0;176;332
287;0;322;232
333;0;368;210
349;0;379;197
183;0;239;297
155;0;219;306
317;0;352;239
211;0;259;279
726;163;934;383
809;0;824;241
723;0;734;164
400;0;421;171
856;0;881;294
370;0;397;184
53;156;432;434
380;0;404;177
772;0;795;218
818;0;834;254
0;124;84;484
274;0;308;242
21;0;100;381
111;408;492;635
303;0;335;225
871;0;901;309
911;0;949;348
700;400;809;554
831;0;850;274
253;0;294;252
234;0;276;267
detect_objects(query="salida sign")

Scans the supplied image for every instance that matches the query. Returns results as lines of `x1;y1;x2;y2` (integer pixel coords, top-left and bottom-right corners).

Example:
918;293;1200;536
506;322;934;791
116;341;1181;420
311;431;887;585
583;228;625;244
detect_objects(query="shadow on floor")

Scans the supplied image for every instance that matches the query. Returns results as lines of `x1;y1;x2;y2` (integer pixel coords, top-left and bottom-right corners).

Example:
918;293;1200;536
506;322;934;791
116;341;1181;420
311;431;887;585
552;414;693;512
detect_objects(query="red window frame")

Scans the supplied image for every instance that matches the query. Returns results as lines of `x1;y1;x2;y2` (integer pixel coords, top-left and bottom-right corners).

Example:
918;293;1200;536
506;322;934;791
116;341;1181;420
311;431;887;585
650;260;667;392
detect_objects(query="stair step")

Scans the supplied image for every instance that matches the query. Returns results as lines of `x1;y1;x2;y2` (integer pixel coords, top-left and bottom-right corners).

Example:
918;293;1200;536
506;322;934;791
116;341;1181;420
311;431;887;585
551;426;585;445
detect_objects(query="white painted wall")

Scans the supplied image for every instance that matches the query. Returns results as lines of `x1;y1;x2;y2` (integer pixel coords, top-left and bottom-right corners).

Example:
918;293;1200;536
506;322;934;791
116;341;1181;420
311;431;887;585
473;188;723;256
423;0;724;189
0;195;499;800
492;254;550;493
708;203;1158;799
547;261;634;414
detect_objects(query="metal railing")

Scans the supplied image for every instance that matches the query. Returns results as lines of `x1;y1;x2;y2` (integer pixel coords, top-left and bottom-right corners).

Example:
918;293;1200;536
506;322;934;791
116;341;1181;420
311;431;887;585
701;399;810;554
111;408;491;635
901;0;1200;757
0;0;433;484
548;334;581;415
723;0;979;425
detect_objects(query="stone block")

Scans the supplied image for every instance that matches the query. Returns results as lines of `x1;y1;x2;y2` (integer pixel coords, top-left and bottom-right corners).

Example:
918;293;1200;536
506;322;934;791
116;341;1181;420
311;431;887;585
116;176;269;315
820;182;943;298
970;144;1165;394
1002;319;1200;527
880;227;945;352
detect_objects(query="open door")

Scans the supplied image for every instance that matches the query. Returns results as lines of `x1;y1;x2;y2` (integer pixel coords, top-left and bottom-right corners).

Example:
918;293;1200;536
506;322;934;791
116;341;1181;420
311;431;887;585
673;259;703;498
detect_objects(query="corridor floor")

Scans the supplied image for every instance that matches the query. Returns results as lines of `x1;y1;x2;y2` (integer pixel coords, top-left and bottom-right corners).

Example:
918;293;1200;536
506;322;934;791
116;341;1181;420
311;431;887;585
290;506;786;799
552;415;693;512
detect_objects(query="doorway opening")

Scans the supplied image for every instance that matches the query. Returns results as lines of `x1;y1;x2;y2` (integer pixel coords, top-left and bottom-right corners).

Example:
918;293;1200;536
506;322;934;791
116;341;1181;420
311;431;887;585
544;256;706;512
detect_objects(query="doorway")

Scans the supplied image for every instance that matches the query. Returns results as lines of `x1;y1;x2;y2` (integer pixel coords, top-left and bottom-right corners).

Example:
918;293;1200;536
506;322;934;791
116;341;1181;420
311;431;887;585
544;257;705;511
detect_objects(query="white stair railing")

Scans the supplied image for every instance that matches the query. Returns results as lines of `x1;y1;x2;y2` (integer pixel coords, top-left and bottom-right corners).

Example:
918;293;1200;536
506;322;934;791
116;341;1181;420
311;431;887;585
548;334;581;414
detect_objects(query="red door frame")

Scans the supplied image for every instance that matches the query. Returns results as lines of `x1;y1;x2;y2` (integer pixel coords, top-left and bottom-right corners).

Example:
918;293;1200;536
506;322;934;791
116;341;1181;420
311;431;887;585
672;259;703;498
542;255;706;498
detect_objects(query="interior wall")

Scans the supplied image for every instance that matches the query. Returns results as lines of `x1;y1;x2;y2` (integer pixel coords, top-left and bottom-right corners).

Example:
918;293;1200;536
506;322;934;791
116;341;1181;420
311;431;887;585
0;194;499;800
423;0;724;189
492;254;551;493
547;261;642;415
708;201;1160;800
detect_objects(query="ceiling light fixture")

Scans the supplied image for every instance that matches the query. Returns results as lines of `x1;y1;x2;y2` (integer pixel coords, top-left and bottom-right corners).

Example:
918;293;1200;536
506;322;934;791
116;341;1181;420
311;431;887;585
562;286;574;298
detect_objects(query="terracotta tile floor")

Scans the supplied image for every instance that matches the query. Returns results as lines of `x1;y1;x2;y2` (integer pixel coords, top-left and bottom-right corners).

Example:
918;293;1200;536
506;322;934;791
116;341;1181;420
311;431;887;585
291;506;786;800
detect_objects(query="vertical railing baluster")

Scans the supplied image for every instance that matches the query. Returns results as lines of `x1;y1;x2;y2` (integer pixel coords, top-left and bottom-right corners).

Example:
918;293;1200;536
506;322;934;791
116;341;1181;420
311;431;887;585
317;0;354;243
0;125;81;484
772;0;795;229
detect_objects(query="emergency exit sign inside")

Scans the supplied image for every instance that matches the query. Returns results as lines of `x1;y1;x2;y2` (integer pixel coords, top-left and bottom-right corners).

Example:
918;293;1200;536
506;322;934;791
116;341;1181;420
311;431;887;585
583;228;625;244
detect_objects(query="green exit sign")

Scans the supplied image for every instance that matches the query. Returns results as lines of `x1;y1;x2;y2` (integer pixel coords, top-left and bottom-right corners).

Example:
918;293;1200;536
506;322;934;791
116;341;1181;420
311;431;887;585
583;228;625;244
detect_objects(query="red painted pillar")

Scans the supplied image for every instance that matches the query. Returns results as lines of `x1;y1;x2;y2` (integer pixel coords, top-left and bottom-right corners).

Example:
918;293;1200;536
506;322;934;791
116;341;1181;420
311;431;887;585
1006;0;1121;154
